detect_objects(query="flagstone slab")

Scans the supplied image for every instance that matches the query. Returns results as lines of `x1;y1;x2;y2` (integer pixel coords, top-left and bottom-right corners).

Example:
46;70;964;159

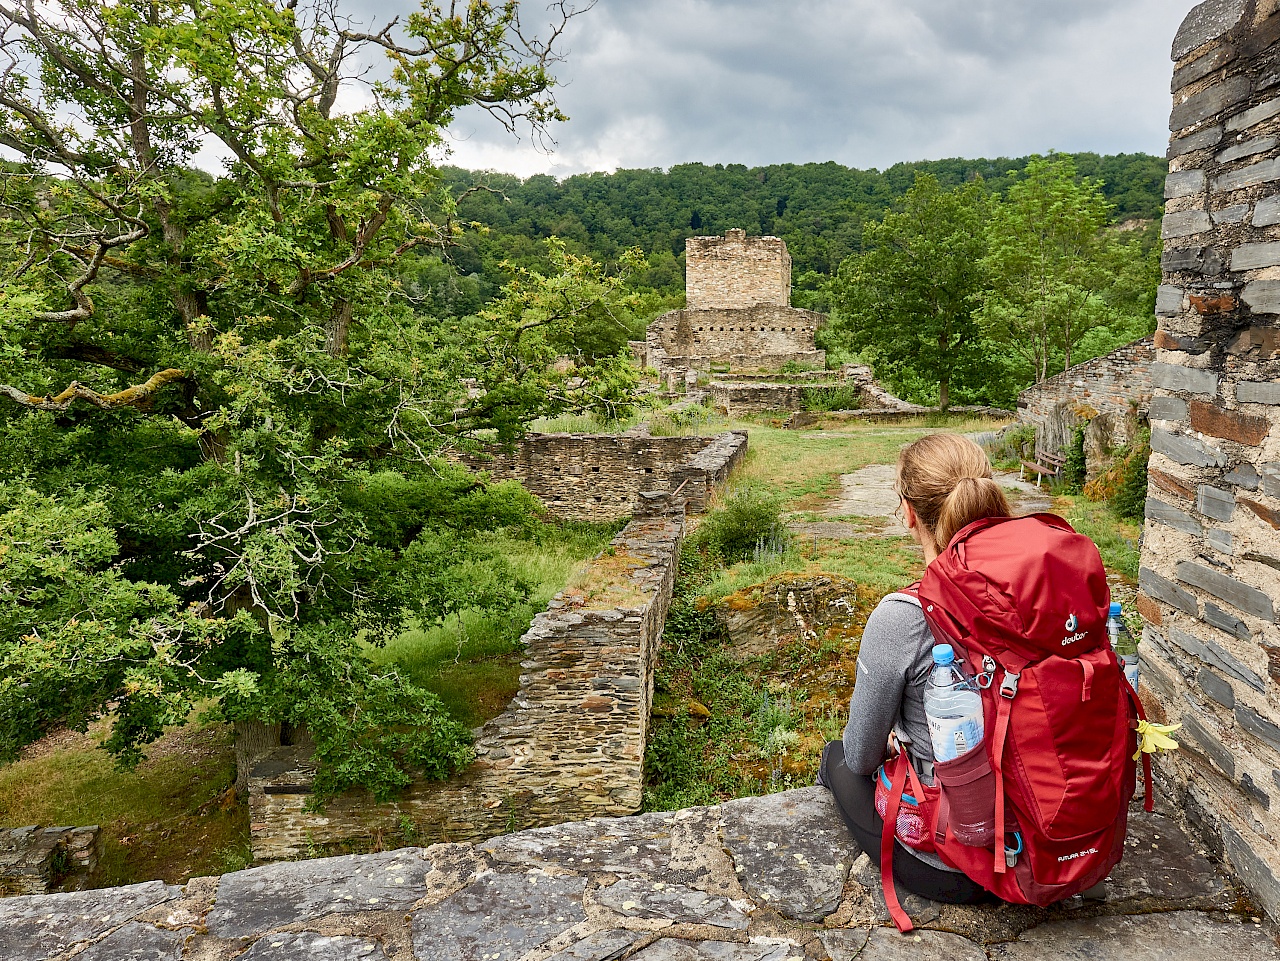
628;939;804;961
206;848;429;938
824;927;988;961
239;932;387;959
596;877;750;929
410;871;587;961
989;910;1280;960
720;787;859;921
482;811;677;876
64;922;187;961
0;881;180;961
544;928;642;961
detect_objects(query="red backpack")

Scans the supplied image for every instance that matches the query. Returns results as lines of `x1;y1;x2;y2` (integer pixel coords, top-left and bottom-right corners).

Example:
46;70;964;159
876;513;1152;932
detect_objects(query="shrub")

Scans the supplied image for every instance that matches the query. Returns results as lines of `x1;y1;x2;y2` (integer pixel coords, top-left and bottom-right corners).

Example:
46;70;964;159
690;486;789;564
1060;425;1087;493
800;385;862;412
1109;432;1150;521
986;423;1036;471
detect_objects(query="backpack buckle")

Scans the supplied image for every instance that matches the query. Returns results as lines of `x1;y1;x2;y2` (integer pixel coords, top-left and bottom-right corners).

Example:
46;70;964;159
999;671;1020;699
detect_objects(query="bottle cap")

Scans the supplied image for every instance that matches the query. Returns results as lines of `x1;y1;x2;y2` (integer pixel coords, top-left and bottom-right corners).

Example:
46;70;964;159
931;643;955;666
1109;602;1122;617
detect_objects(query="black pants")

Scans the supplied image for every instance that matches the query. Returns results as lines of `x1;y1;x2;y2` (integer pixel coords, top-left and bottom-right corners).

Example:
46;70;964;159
819;740;992;905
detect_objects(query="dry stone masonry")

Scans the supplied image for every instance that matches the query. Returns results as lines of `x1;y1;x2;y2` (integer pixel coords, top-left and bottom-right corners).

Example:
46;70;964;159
1014;338;1155;478
1139;0;1280;921
249;495;688;861
644;231;826;375
458;431;747;521
1016;337;1155;427
0;826;100;897
4;789;1277;961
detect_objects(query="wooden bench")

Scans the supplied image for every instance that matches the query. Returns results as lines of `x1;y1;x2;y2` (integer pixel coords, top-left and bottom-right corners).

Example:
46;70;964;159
1020;449;1065;488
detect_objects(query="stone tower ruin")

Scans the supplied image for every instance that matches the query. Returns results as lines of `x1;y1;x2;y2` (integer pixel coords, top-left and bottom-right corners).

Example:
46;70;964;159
1138;0;1280;918
643;230;825;375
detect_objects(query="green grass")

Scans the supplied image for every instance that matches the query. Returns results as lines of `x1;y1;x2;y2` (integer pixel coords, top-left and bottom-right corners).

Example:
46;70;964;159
0;717;245;887
365;524;619;728
716;415;1009;511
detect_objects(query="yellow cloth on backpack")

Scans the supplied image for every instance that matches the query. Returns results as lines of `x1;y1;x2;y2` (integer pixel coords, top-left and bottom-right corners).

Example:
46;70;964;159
1133;720;1181;760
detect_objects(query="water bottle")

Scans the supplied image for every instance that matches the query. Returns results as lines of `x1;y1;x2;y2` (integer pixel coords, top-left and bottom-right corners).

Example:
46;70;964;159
1107;602;1140;691
924;644;985;762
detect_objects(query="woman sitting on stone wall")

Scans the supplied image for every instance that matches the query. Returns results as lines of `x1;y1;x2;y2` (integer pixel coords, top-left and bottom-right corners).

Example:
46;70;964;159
817;433;1008;904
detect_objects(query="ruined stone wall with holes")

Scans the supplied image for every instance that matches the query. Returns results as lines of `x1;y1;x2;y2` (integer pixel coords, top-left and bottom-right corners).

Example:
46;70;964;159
456;431;747;521
644;232;826;372
249;500;686;861
1016;338;1156;425
1138;0;1280;919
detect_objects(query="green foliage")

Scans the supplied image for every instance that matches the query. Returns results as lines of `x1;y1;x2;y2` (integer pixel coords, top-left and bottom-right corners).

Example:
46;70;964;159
979;156;1154;385
985;423;1037;471
442;153;1166;285
800;385;862;412
688;487;789;564
830;174;994;410
1058;496;1141;583
643;555;762;809
1110;431;1151;522
0;0;642;800
1061;425;1088;493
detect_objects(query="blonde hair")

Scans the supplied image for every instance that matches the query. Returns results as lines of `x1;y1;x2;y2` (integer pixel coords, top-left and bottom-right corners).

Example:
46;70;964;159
896;433;1012;552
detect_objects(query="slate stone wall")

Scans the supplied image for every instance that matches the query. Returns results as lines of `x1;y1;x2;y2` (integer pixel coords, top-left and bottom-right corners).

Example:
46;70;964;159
248;501;687;861
1139;0;1280;920
707;363;932;417
1015;338;1156;424
685;229;791;309
458;431;747;521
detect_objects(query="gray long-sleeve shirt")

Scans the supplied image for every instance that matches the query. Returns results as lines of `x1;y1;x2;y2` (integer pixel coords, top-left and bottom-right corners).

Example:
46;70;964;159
843;593;961;872
842;593;937;776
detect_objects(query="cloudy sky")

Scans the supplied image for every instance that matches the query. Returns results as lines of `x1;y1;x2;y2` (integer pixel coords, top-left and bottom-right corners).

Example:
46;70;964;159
436;0;1191;178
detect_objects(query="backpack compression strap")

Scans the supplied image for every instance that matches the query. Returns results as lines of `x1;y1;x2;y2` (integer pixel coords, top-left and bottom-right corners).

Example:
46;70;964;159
991;656;1028;875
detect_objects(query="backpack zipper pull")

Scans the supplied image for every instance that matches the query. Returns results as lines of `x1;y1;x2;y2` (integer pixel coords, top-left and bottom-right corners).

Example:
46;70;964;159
976;655;996;689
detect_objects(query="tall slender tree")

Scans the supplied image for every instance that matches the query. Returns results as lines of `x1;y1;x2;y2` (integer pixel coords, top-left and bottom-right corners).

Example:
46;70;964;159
979;155;1116;381
830;174;991;410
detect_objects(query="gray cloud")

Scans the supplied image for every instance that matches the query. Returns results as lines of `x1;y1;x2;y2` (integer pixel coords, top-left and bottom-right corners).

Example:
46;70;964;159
433;0;1191;175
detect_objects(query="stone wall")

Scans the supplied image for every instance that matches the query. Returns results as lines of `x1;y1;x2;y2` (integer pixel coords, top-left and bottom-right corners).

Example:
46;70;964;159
0;826;99;897
1016;337;1156;426
669;430;750;512
1138;0;1280;920
5;788;1276;960
707;363;933;417
249;497;687;861
643;231;826;375
458;431;747;521
645;305;826;373
686;228;791;309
